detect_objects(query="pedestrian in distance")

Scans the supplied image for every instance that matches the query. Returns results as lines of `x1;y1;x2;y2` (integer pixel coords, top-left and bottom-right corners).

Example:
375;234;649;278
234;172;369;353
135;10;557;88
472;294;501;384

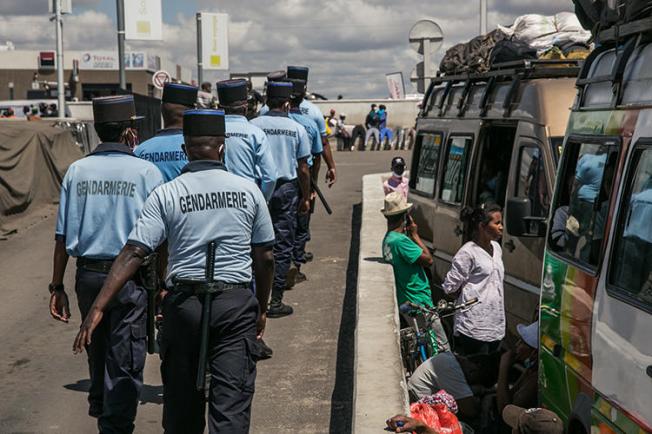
216;78;277;359
286;66;337;188
381;192;450;351
134;82;198;182
50;95;164;433
73;109;276;434
263;66;337;188
364;103;380;150
286;77;323;287
383;156;409;199
251;81;312;318
216;78;277;202
442;203;506;356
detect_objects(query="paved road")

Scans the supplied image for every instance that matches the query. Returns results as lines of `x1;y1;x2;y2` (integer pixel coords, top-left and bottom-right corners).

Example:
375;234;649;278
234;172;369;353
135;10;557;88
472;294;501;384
0;148;410;434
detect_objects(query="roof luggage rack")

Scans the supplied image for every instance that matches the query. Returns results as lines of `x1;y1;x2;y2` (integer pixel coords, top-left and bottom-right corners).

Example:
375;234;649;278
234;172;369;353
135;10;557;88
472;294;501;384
420;59;582;118
431;59;582;84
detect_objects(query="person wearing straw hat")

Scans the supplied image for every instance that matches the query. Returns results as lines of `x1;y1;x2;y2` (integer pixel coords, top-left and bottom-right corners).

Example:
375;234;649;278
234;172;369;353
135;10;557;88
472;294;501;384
502;406;563;434
381;192;449;350
50;95;164;432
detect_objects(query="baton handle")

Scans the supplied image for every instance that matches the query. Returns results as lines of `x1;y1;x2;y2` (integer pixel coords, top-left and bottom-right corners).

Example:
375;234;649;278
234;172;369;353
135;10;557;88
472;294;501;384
310;179;333;215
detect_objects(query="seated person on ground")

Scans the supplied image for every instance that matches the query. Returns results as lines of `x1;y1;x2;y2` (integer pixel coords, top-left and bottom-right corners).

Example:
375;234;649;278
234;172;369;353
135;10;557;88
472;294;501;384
381;192;449;352
496;321;539;414
408;351;499;421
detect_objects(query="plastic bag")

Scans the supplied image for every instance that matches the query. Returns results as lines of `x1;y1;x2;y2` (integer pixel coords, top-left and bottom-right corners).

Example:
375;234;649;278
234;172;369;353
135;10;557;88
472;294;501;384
513;14;557;44
433;403;463;434
410;402;464;434
410;402;442;431
555;12;585;32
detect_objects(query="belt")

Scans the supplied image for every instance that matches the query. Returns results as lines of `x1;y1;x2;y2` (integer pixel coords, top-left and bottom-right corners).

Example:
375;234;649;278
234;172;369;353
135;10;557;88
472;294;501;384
77;257;115;274
275;178;298;188
172;280;249;295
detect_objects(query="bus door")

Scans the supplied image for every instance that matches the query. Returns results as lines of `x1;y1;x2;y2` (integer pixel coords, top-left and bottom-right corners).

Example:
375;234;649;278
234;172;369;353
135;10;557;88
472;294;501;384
431;126;479;287
593;133;652;431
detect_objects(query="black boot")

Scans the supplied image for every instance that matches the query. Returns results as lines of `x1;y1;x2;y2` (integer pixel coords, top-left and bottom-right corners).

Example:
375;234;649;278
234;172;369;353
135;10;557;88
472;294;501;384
268;297;294;318
257;339;273;360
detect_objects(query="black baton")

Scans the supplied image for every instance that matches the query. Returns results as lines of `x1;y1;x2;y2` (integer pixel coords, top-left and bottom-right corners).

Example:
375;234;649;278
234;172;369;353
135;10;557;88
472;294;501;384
310;178;333;215
196;241;216;398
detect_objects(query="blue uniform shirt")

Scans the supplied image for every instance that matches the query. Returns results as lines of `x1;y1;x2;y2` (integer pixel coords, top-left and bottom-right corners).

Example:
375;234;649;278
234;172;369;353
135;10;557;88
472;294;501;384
127;161;275;284
260;99;327;137
224;114;277;201
300;99;327;137
134;129;187;182
289;109;323;157
575;153;607;202
55;143;164;259
250;111;311;181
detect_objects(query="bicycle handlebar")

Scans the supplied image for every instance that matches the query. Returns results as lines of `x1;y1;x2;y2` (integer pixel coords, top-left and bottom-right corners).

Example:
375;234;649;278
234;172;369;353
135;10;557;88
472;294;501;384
399;297;480;318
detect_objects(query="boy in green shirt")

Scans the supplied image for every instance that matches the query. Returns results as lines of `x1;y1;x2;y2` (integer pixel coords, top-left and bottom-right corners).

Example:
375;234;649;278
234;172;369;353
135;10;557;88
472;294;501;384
381;191;449;352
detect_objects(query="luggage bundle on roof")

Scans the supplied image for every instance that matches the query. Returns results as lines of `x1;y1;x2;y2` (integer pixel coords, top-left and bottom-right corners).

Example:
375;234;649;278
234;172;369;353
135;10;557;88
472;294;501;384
439;12;592;76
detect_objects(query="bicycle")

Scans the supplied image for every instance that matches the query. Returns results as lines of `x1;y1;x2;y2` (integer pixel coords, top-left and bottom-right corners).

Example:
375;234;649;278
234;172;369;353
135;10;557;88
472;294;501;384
399;297;479;376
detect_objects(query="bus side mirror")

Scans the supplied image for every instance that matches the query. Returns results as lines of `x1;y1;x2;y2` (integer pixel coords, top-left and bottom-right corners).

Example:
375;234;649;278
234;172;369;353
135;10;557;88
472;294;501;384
506;197;547;237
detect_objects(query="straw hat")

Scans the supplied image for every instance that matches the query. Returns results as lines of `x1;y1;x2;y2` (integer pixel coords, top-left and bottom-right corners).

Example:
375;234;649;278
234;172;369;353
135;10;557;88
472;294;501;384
381;192;412;216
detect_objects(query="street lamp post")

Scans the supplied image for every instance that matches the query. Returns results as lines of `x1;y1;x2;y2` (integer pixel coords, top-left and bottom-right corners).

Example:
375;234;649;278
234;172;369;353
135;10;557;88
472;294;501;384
8;82;14;101
196;13;203;85
479;0;487;35
54;0;66;116
116;0;126;90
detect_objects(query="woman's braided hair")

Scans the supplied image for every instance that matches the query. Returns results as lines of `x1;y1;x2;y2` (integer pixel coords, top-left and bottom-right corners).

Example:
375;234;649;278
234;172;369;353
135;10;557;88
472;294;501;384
460;203;502;239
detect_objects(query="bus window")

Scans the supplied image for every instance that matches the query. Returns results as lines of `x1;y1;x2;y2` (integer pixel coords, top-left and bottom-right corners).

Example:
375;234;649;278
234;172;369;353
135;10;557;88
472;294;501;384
517;146;549;218
440;136;472;204
609;147;652;311
474;125;516;208
548;140;619;268
412;133;443;196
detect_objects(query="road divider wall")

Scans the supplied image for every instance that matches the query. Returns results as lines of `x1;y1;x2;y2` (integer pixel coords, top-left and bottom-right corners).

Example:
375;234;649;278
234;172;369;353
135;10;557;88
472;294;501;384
353;173;409;433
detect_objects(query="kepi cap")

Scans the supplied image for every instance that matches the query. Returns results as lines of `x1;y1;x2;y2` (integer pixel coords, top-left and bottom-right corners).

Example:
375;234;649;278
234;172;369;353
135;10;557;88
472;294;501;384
287;78;307;97
267;70;286;82
503;406;563;434
287;65;309;82
162;83;198;107
183;109;225;137
266;81;293;100
216;79;248;105
381;191;412;216
516;321;539;349
92;95;142;123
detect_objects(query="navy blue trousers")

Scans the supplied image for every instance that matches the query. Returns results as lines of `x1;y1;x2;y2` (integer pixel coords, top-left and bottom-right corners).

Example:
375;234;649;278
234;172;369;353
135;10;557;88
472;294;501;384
269;180;299;301
159;287;261;434
293;210;311;267
75;267;147;434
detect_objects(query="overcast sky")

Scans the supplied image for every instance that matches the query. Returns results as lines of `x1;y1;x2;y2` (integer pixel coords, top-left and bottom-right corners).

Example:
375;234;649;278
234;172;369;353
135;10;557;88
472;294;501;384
0;0;575;98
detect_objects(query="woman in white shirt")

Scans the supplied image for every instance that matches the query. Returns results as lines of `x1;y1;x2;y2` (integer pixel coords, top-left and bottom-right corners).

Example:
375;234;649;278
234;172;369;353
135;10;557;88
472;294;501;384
443;204;505;356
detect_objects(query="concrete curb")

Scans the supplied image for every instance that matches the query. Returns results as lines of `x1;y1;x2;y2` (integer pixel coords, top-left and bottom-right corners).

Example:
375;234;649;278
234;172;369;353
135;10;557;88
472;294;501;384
353;173;409;433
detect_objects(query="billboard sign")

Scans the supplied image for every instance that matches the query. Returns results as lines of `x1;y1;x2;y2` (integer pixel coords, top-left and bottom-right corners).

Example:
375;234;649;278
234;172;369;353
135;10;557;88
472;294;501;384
386;72;405;99
125;0;163;41
79;51;153;70
200;12;229;70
